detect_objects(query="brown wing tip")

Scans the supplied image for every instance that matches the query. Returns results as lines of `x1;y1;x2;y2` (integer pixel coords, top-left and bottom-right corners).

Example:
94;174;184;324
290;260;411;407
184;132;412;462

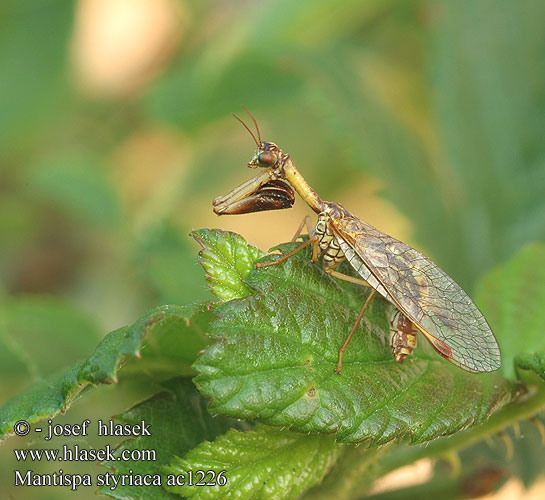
429;337;453;360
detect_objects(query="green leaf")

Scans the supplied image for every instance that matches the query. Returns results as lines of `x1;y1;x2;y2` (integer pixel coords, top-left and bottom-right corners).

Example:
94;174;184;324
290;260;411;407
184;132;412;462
193;231;514;445
99;377;247;500
0;194;36;263
0;0;74;151
134;220;213;304
164;424;338;500
28;151;121;228
301;446;383;500
361;472;492;500
0;304;212;440
455;417;545;490
0;296;101;382
515;352;545;381
370;383;545;492
476;243;545;379
145;52;302;132
191;228;265;301
0;359;86;441
128;302;213;378
372;407;545;497
429;0;545;282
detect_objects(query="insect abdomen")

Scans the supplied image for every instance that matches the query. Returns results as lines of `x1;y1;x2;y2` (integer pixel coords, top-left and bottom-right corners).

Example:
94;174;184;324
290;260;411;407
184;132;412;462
314;214;345;266
390;310;417;363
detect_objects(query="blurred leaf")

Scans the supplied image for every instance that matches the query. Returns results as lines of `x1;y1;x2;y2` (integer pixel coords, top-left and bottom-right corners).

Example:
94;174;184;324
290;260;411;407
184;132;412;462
515;352;545;381
277;43;468;286
99;377;248;500
191;228;265;301
430;0;545;279
275;0;545;291
0;0;74;152
0;195;36;262
145;48;303;132
455;418;545;490
363;468;503;500
27;151;122;228
370;383;545;492
301;446;383;500
164;425;338;500
193;230;514;444
134;220;213;305
257;0;400;44
0;303;212;440
476;243;545;379
0;296;101;382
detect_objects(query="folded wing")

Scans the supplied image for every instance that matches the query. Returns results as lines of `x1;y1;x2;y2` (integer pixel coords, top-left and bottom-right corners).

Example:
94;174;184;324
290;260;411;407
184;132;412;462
331;214;501;373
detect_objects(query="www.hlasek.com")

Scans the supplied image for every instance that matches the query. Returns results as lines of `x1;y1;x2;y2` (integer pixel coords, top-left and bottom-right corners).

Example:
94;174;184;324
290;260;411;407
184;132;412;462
12;418;227;491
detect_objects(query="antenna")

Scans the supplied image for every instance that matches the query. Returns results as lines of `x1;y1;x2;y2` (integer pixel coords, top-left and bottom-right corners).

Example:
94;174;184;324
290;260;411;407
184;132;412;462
232;113;259;147
241;105;261;143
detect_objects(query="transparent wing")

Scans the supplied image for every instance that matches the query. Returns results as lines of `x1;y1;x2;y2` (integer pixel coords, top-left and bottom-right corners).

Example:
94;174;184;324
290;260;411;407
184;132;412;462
331;214;501;373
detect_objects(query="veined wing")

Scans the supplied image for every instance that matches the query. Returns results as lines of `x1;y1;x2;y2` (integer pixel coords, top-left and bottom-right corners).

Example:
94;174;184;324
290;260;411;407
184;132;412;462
330;214;501;373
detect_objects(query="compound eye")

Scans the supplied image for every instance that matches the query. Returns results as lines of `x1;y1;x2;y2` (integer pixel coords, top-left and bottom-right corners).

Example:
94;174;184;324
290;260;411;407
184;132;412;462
258;151;277;167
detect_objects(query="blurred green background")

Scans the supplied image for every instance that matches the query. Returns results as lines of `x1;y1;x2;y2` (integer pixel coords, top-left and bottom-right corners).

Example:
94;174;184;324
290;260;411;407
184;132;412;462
1;0;544;498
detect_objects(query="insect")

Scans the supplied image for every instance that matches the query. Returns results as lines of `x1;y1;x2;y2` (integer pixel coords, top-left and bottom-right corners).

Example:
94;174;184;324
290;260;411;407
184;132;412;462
212;110;501;374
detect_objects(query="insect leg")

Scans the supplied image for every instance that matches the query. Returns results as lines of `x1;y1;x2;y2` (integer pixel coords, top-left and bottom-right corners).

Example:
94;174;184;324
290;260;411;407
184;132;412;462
336;289;376;374
291;215;314;242
325;269;371;288
255;236;318;268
